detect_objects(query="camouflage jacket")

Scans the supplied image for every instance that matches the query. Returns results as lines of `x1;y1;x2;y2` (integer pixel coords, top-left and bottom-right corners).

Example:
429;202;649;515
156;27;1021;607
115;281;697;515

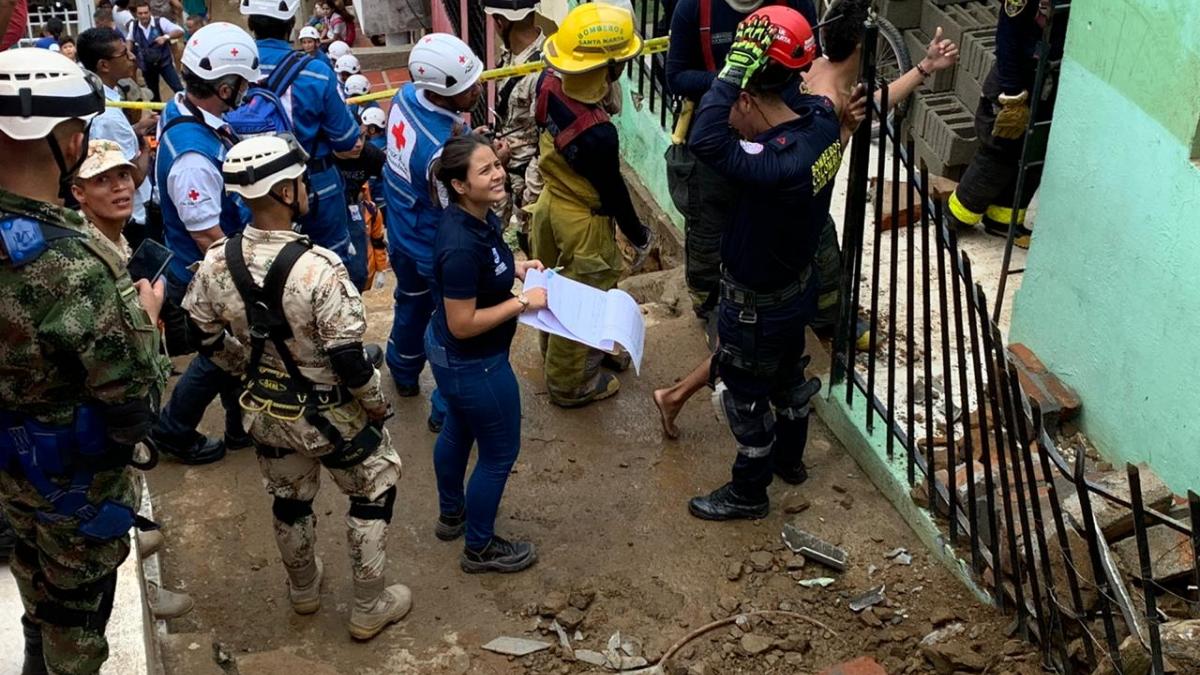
183;227;387;409
0;188;169;426
497;32;546;173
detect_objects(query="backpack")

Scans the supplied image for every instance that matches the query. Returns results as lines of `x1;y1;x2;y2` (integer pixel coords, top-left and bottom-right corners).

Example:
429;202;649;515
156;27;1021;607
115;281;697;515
225;51;314;138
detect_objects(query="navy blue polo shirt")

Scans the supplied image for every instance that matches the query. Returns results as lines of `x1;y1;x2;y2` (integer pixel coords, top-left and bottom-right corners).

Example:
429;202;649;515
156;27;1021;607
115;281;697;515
431;203;518;358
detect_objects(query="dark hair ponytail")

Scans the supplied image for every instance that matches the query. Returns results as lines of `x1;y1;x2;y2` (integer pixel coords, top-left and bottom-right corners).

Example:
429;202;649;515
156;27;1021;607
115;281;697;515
430;133;493;205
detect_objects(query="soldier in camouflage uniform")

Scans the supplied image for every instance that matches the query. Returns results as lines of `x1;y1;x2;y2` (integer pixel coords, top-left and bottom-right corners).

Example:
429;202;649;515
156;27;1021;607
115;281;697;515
0;49;170;675
484;0;546;252
184;135;411;641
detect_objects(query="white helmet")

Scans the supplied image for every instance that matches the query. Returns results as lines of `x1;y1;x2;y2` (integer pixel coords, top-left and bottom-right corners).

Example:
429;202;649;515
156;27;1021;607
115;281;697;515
0;49;104;140
409;33;481;97
328;40;351;59
183;22;261;82
482;0;540;22
360;106;386;129
298;25;320;41
334;53;360;75
344;73;370;96
222;134;309;200
239;0;300;20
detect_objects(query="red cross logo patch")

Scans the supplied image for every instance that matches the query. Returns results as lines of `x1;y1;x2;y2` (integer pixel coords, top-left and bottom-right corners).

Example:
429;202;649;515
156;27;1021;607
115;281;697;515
230;48;239;57
418;66;425;75
458;55;466;64
391;122;406;149
187;189;200;202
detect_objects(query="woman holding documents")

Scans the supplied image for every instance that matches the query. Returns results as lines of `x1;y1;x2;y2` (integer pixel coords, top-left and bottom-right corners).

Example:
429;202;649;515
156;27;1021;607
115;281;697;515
425;134;547;574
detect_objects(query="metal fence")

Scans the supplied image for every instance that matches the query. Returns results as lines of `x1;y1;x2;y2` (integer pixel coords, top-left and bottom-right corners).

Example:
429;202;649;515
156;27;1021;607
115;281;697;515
629;0;678;132
832;22;1200;674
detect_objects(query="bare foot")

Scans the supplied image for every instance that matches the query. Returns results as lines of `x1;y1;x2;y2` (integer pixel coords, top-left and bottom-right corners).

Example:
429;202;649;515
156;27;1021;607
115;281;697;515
653;388;680;440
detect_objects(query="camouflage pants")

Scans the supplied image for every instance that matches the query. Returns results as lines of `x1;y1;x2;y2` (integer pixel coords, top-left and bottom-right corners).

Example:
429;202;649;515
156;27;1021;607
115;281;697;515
249;405;402;585
0;467;136;675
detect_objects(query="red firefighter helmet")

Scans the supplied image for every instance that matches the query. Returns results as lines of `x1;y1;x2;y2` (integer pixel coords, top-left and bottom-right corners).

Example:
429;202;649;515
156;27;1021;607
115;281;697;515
750;5;817;70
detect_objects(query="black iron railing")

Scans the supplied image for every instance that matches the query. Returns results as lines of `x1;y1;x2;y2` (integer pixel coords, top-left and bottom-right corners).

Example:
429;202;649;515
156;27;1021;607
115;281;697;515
832;20;1199;675
631;0;679;132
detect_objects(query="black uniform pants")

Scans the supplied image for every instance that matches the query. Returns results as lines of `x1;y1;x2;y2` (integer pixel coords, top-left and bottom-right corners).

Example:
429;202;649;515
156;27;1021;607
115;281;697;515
715;282;819;502
952;66;1056;228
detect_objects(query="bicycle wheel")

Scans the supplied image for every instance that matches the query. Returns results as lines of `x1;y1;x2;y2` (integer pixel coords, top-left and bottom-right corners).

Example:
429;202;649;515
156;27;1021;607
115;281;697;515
820;1;915;123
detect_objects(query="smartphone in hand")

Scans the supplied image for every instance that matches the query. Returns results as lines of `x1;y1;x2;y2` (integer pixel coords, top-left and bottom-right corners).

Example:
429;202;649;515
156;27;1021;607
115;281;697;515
128;239;173;284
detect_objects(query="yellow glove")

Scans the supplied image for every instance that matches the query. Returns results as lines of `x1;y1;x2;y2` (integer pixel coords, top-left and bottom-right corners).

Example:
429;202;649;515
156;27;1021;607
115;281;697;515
992;91;1030;140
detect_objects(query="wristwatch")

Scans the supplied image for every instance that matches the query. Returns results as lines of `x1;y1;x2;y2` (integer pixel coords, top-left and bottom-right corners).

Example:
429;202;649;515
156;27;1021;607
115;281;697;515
516;293;530;311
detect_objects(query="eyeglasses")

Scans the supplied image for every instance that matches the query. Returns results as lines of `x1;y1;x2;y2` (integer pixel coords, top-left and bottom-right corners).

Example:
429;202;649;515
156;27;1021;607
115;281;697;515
105;46;133;61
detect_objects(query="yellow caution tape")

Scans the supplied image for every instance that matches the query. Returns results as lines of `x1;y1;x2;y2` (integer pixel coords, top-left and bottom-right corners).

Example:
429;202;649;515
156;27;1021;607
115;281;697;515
342;35;671;105
106;99;166;111
105;35;672;111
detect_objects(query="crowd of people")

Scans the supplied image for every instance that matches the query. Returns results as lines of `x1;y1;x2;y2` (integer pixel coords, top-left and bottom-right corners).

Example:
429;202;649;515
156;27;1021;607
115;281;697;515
0;0;1055;671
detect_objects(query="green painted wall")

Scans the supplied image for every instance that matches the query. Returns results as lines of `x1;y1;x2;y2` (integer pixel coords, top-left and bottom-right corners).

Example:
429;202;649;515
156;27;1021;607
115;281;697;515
1010;0;1200;493
612;75;684;229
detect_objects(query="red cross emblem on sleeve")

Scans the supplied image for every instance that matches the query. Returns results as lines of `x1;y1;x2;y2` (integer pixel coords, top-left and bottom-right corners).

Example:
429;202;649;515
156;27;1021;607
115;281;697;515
187;189;200;202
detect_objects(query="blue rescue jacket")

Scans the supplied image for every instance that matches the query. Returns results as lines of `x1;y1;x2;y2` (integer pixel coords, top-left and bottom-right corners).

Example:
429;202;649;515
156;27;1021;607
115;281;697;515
156;98;248;284
383;84;461;276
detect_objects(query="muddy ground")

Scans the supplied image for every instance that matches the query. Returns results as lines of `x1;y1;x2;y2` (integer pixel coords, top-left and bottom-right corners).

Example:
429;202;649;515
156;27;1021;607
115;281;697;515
148;269;1044;675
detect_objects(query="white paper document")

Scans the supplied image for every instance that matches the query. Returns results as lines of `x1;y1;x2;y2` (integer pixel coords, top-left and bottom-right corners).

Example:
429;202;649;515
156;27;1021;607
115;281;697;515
519;269;645;374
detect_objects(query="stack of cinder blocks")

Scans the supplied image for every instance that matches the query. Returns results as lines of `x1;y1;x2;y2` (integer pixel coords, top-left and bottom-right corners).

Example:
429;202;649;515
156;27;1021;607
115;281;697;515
877;0;1001;180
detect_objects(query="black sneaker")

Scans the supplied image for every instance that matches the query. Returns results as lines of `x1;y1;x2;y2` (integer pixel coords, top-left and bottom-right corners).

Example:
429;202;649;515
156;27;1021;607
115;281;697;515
773;460;809;486
427;415;443;433
151;432;226;465
688;483;769;521
395;382;420;397
460;536;537;574
435;510;465;541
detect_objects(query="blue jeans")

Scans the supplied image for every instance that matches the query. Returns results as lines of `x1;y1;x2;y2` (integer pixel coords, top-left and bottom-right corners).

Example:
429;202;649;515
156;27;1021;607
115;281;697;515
155;276;244;447
425;327;521;551
387;249;446;424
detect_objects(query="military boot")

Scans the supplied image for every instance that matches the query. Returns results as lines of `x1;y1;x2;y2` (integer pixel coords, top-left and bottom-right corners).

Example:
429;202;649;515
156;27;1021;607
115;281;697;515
348;576;412;641
22;615;46;675
137;530;164;559
148;582;195;620
286;557;324;615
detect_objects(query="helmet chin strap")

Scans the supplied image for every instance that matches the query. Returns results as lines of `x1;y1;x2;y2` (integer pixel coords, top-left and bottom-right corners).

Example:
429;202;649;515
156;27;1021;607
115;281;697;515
46;122;91;202
218;79;245;111
267;178;302;219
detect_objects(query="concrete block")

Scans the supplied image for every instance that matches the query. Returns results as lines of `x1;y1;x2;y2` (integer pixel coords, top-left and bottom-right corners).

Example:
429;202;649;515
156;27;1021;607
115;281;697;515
910;91;960;139
879;0;924;29
954;69;984;112
918;94;977;167
913;127;966;181
959;27;996;82
921;0;987;47
963;0;998;27
904;29;955;92
925;108;978;166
